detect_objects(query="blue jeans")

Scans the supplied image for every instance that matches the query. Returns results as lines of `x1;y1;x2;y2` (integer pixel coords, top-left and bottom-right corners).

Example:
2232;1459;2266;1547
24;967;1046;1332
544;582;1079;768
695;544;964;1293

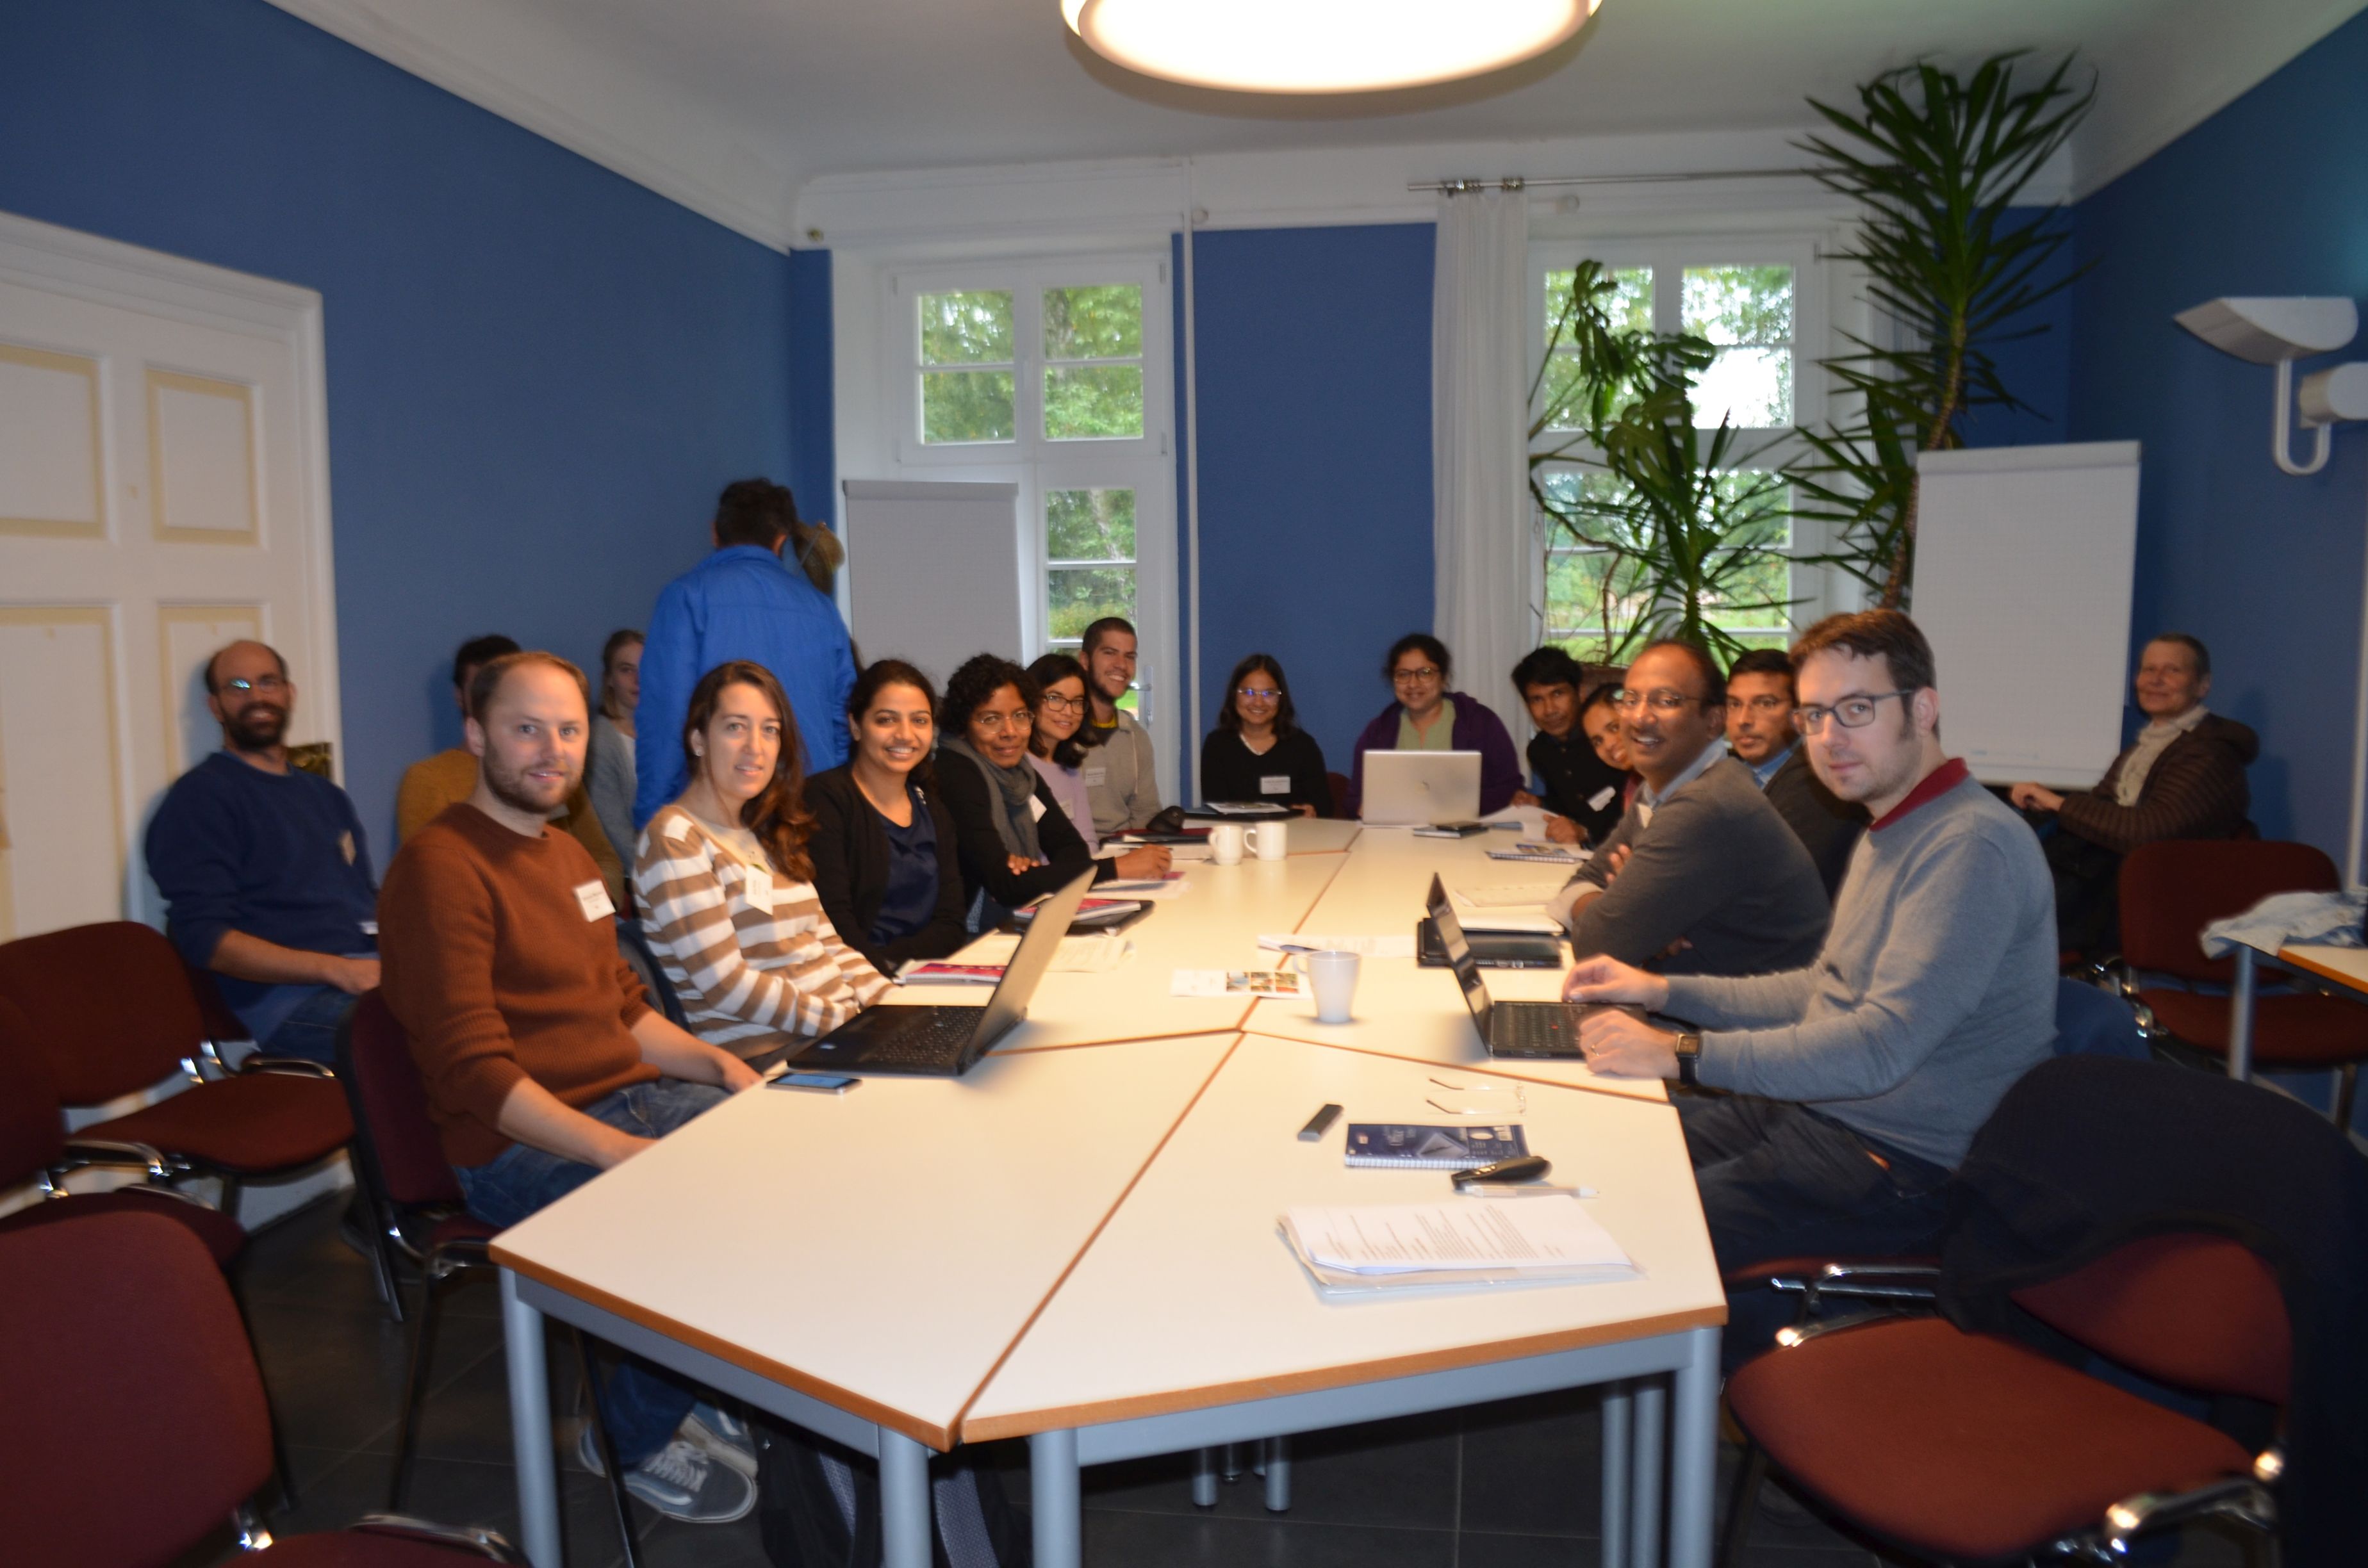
457;1079;729;1466
1676;1092;1952;1369
259;985;356;1065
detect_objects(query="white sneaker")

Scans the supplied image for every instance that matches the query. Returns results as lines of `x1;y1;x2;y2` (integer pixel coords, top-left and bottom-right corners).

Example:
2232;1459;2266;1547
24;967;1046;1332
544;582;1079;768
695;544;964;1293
681;1401;759;1478
577;1426;757;1524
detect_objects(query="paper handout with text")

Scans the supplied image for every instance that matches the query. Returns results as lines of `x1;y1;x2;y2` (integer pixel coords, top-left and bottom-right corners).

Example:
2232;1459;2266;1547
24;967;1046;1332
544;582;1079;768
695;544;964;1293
1282;1200;1634;1279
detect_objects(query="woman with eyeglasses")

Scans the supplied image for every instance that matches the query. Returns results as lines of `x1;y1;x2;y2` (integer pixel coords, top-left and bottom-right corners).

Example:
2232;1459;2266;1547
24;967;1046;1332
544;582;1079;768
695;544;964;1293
1200;653;1330;817
1344;633;1524;817
1026;653;1176;877
933;653;1111;932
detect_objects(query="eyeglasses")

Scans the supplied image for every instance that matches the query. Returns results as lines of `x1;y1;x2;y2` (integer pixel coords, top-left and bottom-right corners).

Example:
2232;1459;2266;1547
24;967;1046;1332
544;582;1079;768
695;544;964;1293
1796;692;1909;733
1611;687;1704;712
1039;694;1085;715
973;711;1033;734
219;675;287;696
1392;666;1441;684
1235;687;1281;702
1724;694;1790;715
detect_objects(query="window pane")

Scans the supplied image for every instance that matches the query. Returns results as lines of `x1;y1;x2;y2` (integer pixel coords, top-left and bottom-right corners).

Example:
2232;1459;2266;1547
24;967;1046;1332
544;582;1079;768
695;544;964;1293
1703;477;1794;632
1048;566;1134;641
920;290;1013;365
1683;265;1792;429
1044;285;1142;360
920;370;1015;443
1540;266;1653;433
1545;549;1650;637
1046;488;1135;561
1044;365;1144;440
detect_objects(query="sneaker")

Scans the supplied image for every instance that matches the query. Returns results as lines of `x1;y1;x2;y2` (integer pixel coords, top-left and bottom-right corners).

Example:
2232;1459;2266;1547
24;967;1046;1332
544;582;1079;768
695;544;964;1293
681;1401;759;1478
577;1426;757;1524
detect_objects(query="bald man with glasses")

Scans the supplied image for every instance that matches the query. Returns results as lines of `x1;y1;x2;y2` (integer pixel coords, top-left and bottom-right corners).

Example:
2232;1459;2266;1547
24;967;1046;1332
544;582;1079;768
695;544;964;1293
1545;639;1828;978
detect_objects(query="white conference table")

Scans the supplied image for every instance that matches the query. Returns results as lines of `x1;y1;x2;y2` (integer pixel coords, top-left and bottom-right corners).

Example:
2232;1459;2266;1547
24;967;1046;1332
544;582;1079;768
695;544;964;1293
493;820;1723;1568
2224;936;2368;1078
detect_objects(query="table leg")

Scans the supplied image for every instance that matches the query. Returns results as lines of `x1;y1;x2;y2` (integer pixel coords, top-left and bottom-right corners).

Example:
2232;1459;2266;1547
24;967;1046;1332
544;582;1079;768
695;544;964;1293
1031;1428;1083;1568
2230;947;2258;1081
1600;1382;1631;1568
1191;1446;1218;1507
878;1429;932;1568
1262;1436;1292;1512
500;1271;561;1568
1667;1326;1721;1568
1631;1376;1666;1568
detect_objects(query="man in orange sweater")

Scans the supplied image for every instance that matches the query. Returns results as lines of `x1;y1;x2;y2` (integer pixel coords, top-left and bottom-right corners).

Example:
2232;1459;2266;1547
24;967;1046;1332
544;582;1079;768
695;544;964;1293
378;650;761;1526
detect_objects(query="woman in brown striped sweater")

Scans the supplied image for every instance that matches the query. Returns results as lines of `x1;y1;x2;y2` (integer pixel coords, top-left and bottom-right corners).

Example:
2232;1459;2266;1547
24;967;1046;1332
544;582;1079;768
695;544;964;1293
634;660;891;1060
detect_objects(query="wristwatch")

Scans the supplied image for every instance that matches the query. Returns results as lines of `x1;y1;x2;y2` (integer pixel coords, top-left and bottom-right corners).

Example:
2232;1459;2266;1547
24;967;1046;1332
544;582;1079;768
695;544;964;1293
1672;1031;1702;1087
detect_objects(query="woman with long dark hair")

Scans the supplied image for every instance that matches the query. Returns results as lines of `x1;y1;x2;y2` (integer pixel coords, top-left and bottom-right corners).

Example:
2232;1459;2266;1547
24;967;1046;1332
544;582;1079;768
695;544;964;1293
1025;652;1174;878
1344;632;1524;817
634;660;888;1059
805;659;971;972
1199;651;1331;817
934;653;1107;931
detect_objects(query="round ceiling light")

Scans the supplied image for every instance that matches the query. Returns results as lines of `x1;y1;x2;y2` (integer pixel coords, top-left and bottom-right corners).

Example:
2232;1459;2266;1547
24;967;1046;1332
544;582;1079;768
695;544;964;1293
1061;0;1599;95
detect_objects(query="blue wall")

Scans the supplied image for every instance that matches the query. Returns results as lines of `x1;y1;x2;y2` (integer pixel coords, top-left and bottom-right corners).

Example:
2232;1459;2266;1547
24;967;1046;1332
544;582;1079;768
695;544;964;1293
786;249;837;528
2066;8;2368;853
0;0;804;847
1190;224;1438;783
1956;209;2076;452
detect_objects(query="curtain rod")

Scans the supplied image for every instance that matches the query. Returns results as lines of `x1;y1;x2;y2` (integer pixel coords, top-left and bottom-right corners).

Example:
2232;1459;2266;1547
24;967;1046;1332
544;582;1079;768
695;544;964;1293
1413;170;1811;193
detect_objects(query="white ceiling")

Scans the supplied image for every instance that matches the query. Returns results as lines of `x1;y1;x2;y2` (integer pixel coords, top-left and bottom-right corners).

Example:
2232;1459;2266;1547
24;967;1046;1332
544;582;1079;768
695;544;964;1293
269;0;2367;249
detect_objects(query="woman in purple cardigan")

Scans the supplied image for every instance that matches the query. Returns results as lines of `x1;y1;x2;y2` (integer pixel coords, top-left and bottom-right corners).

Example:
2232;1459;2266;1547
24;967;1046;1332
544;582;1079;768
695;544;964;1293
1345;632;1524;817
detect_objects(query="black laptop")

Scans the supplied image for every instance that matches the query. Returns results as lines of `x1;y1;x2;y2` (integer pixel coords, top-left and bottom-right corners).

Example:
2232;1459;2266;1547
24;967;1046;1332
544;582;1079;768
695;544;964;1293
770;868;1095;1077
1414;873;1561;968
1427;878;1630;1059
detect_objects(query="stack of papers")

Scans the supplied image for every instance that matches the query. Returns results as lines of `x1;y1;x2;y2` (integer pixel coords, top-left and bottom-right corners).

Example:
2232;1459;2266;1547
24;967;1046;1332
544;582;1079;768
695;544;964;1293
1279;1201;1636;1294
1486;842;1588;866
1098;874;1192;900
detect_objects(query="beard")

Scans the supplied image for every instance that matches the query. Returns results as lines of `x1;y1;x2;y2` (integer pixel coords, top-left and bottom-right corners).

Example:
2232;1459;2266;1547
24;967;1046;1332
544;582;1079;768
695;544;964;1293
483;747;578;817
224;705;287;750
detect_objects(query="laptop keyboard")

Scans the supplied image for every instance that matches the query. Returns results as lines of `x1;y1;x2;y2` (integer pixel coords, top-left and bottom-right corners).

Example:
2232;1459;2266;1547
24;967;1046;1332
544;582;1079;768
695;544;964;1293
858;1012;984;1066
1494;1003;1577;1056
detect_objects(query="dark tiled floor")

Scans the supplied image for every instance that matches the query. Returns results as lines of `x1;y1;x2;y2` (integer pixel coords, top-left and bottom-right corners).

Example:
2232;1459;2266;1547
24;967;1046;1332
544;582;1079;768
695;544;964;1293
200;1197;2253;1567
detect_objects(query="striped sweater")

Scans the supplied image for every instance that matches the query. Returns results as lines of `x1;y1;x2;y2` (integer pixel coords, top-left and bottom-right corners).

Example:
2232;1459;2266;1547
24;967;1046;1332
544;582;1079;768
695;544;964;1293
634;804;891;1058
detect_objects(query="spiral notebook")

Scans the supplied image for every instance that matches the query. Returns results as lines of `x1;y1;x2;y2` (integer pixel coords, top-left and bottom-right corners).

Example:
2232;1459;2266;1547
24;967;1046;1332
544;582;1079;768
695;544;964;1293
1343;1123;1528;1169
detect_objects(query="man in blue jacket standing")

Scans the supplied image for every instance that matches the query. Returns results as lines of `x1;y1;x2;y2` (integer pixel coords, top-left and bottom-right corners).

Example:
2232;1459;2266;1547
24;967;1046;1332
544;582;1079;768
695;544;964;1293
634;479;857;833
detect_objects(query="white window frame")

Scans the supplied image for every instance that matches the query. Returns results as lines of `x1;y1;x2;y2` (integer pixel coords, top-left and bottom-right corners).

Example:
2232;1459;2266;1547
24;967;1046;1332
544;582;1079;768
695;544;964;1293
878;253;1180;801
1527;234;1855;653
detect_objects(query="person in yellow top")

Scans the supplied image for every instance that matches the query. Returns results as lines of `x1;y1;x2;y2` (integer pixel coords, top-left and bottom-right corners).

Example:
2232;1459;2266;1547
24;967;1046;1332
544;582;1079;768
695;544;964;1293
395;634;623;906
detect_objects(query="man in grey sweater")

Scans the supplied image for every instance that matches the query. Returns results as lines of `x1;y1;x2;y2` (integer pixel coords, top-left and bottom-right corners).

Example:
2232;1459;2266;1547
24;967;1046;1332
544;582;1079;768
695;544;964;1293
1547;640;1829;977
1567;610;2055;1360
1079;616;1162;837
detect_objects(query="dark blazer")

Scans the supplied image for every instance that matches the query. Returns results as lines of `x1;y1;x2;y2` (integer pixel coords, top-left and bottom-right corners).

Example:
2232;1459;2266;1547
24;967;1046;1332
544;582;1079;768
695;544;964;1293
804;767;969;972
1550;755;1829;977
932;750;1106;922
1761;747;1868;901
2055;714;2258;854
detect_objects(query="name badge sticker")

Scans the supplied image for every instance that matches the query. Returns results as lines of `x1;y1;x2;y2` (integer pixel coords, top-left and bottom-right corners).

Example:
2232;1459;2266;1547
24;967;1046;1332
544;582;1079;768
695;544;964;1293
1081;767;1108;787
574;879;616;922
1588;785;1617;812
1260;774;1290;794
1027;796;1048;822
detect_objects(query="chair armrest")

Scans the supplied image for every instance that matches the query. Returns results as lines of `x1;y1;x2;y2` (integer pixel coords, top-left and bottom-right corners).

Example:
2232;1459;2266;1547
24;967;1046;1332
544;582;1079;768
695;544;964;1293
2096;1466;2277;1552
351;1515;527;1563
1771;1307;1935;1350
56;1138;172;1182
1766;1261;1941;1307
237;1054;336;1079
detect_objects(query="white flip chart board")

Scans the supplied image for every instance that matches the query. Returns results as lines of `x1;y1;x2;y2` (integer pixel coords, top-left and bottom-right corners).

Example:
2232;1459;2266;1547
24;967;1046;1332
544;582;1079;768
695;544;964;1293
843;478;1023;690
1911;441;2142;788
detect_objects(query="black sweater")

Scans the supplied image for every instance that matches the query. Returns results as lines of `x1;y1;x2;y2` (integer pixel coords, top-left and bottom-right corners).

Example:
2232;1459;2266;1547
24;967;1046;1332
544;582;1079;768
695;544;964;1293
932;750;1108;924
804;767;970;972
1199;728;1331;816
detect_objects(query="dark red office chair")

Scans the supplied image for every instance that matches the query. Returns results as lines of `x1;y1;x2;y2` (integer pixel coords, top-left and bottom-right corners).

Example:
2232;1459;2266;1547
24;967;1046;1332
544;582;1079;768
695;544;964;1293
0;1210;527;1564
0;922;354;1220
1724;1233;2287;1565
1327;771;1351;817
0;994;246;1264
2117;841;2367;1123
336;993;639;1561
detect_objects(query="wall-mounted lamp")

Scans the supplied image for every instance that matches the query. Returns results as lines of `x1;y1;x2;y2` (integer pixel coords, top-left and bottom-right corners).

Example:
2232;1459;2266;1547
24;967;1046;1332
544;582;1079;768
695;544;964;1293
2174;297;2365;476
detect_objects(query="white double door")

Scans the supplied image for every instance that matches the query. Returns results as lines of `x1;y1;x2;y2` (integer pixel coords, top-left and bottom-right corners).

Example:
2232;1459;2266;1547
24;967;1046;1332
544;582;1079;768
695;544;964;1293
0;213;339;941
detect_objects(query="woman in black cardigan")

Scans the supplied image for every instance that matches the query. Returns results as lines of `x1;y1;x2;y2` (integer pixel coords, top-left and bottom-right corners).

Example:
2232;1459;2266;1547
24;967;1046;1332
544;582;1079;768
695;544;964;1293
933;653;1108;931
805;660;970;972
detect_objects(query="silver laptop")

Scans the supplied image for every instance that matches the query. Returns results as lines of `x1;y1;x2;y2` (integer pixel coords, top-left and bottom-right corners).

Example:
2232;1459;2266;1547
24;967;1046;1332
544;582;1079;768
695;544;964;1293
1361;750;1482;825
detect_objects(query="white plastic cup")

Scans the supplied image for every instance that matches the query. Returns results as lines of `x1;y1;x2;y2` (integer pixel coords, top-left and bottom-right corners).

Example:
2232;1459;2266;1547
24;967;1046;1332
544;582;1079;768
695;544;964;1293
1208;823;1246;865
1247;819;1289;860
1309;949;1360;1024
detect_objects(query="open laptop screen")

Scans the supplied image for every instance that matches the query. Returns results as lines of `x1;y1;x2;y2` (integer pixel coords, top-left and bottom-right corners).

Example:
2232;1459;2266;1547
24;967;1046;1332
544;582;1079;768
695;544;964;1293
1425;874;1492;1040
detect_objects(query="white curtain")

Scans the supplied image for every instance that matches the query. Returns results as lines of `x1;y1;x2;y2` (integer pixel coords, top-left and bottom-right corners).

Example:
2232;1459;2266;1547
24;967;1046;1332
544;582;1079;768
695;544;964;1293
1431;189;1534;744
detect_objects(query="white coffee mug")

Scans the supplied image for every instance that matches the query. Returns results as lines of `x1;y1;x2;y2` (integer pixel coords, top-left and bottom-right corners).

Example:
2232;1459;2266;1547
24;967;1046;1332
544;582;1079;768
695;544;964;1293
1246;819;1288;860
1308;949;1360;1024
1208;822;1246;865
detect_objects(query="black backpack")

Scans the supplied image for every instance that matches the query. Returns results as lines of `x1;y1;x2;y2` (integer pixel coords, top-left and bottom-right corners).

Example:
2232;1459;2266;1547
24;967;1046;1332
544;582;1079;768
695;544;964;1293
755;1417;1031;1568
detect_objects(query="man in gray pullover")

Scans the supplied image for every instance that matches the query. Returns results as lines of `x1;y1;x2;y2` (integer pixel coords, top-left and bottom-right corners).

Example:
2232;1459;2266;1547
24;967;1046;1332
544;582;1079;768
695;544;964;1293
1567;610;2055;1358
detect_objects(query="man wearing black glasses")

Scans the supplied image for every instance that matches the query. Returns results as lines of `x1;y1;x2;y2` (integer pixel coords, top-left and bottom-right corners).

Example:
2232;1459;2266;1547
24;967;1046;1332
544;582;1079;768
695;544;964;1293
145;641;381;1063
1544;638;1827;978
1565;610;2056;1364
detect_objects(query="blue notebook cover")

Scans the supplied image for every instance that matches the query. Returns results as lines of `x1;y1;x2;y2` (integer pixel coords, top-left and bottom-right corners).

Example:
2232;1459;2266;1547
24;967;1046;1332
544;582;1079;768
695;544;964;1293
1343;1123;1528;1169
